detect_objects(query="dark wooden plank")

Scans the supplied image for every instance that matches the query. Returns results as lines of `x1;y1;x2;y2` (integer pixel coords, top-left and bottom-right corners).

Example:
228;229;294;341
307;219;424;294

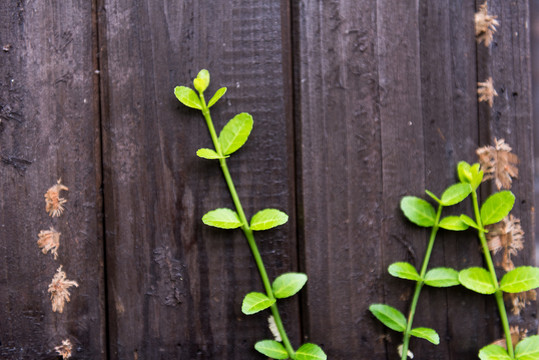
98;0;297;358
0;0;106;358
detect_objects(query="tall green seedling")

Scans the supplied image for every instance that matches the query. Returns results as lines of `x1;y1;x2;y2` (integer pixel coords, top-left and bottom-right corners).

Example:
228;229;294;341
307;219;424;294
175;69;326;360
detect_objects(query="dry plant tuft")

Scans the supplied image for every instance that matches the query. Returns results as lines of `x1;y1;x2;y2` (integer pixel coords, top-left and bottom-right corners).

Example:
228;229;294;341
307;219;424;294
475;1;499;47
486;215;524;271
477;138;518;190
54;339;73;359
48;266;79;313
491;326;527;349
44;179;69;217
477;77;498;108
504;290;537;316
37;227;61;260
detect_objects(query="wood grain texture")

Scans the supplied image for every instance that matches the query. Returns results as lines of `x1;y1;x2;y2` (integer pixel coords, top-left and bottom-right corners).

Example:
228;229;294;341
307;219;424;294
0;0;106;359
98;0;298;358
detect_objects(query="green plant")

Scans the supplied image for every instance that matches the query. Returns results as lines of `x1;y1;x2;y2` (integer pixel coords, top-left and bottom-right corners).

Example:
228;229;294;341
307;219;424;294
369;182;472;360
174;69;326;360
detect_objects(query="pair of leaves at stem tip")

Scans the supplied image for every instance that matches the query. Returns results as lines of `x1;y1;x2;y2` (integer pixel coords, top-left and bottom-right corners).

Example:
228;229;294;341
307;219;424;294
202;208;288;230
369;304;440;345
388;262;459;287
479;335;539;360
197;112;253;159
174;85;227;110
242;273;308;315
255;340;326;360
458;161;483;190
459;266;539;295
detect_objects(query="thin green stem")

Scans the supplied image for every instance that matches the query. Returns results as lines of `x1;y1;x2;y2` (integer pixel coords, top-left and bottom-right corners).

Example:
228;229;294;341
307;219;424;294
471;190;514;358
400;204;443;360
198;93;296;359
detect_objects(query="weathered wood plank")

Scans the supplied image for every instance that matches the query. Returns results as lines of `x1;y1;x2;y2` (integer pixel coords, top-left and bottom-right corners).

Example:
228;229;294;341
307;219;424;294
98;0;297;358
0;0;106;358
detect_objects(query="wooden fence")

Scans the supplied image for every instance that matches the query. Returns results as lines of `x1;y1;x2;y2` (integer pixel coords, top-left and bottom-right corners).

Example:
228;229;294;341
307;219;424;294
0;0;535;359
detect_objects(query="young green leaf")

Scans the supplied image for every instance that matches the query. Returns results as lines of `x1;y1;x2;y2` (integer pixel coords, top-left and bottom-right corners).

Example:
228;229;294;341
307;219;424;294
478;344;512;360
458;267;496;294
424;267;460;287
254;340;289;359
193;69;210;93
295;343;327;360
425;189;441;203
400;196;436;227
196;148;227;159
202;208;243;229
499;266;539;293
409;327;440;345
241;292;275;315
388;262;421;282
460;214;479;230
480;191;515;226
208;87;227;108
515;335;539;360
457;161;473;184
250;209;289;231
174;86;203;110
272;272;308;299
369;304;407;332
470;163;484;190
438;216;469;231
218;112;254;155
440;183;472;206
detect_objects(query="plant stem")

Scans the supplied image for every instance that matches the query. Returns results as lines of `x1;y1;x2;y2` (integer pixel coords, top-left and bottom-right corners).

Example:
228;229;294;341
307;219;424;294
198;93;296;359
400;204;443;360
471;190;514;358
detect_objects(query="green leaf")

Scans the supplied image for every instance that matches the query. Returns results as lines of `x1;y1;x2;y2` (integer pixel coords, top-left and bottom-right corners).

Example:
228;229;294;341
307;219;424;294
400;196;436;227
457;161;473;184
425;189;441;203
409;327;440;345
208;87;227;108
272;273;308;299
202;208;243;229
515;335;539;360
254;340;289;359
218;112;254;155
424;267;460;287
470;163;484;190
174;86;202;110
295;343;327;360
440;183;472;206
193;69;210;92
480;191;515;226
241;292;275;315
196;148;227;159
250;209;289;231
500;267;539;293
388;262;421;282
369;304;407;332
438;216;469;231
479;344;512;360
459;267;496;294
460;214;479;230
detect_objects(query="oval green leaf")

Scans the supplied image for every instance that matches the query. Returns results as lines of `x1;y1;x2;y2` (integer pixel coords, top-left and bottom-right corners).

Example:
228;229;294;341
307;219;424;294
174;86;202;110
439;216;469;231
369;304;407;332
196;148;227;160
440;183;472;206
272;272;308;299
254;340;289;359
400;196;436;227
388;262;421;282
241;292;275;315
457;161;473;184
515;335;539;360
295;343;327;360
193;69;210;92
459;267;496;294
218;112;254;155
250;209;289;231
409;327;440;345
500;266;539;293
479;344;512;360
424;267;460;287
460;214;479;230
202;208;242;229
208;87;227;108
480;191;515;226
